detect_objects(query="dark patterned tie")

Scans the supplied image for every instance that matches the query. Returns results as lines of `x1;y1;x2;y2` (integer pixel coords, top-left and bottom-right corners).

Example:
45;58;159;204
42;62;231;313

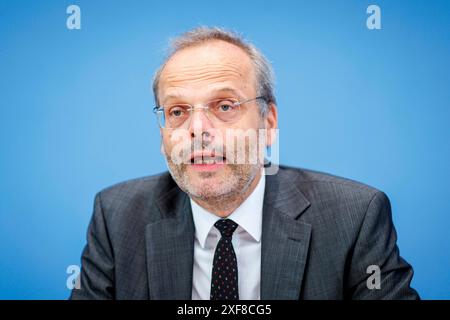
210;218;239;300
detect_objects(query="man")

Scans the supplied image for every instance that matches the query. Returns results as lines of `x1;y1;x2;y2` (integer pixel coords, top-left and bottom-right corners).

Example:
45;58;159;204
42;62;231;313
70;27;419;300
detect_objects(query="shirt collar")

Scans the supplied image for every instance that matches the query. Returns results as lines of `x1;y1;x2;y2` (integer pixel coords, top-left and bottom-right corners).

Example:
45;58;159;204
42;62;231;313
190;170;266;248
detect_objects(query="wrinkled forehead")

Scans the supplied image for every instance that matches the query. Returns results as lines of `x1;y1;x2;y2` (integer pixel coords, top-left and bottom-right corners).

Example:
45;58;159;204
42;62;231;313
158;40;257;104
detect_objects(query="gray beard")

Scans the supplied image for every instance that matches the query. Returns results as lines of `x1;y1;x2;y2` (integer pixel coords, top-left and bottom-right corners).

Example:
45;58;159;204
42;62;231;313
165;157;260;209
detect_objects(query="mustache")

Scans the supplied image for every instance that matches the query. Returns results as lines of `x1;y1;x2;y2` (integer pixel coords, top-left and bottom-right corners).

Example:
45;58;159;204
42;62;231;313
165;128;265;165
170;143;226;165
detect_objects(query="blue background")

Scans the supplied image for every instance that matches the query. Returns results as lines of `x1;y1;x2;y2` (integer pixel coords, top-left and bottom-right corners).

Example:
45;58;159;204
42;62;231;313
0;0;449;299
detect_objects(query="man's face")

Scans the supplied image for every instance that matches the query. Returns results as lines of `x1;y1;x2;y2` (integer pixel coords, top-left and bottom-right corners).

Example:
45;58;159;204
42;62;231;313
158;40;274;201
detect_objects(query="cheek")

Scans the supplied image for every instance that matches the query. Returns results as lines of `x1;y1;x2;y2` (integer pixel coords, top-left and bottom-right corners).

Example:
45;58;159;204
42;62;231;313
223;110;262;132
161;129;183;149
162;134;171;149
159;134;170;155
243;109;264;127
161;129;192;160
161;131;179;157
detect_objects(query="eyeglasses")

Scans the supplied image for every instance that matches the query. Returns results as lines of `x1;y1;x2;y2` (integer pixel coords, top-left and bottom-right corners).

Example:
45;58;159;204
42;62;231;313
153;96;266;128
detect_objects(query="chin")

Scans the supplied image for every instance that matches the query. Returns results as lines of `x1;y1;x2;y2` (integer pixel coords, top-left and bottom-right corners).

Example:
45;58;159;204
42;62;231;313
187;176;236;199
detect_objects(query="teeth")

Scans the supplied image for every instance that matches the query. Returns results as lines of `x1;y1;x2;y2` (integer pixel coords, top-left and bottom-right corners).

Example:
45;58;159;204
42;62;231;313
191;155;225;164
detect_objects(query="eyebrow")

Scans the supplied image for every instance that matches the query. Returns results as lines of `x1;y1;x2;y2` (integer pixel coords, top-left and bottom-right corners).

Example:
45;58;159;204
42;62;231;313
209;87;245;100
161;87;245;106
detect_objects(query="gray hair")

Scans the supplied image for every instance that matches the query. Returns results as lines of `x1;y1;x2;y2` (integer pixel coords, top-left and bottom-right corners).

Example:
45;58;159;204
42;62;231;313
152;26;276;117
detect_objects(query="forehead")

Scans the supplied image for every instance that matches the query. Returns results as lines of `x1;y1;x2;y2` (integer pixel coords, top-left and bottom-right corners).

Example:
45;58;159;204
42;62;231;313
158;40;256;103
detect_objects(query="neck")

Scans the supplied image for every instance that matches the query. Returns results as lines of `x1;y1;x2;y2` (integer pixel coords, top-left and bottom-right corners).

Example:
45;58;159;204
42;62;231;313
191;170;263;218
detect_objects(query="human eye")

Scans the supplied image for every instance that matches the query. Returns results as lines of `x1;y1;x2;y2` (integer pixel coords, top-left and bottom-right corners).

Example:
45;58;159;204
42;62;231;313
168;105;189;117
215;99;237;112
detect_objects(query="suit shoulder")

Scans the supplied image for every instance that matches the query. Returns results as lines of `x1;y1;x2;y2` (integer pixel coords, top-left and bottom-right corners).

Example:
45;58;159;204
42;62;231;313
278;166;391;240
279;165;381;195
277;165;387;213
95;171;174;208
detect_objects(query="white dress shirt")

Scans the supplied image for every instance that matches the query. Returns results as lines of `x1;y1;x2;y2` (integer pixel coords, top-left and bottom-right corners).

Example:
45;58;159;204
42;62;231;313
190;172;265;300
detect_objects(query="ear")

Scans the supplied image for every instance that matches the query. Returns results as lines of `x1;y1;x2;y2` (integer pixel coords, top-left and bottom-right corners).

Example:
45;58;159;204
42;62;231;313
264;102;278;147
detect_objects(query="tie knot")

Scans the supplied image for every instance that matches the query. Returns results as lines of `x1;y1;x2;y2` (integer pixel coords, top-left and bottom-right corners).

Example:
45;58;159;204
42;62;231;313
214;219;238;238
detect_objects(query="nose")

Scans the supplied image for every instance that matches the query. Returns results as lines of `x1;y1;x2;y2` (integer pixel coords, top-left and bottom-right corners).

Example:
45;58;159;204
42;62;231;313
188;107;215;139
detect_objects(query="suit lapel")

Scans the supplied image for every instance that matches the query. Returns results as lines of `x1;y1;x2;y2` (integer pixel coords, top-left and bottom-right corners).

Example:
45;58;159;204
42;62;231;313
144;167;312;300
145;184;195;300
261;169;312;300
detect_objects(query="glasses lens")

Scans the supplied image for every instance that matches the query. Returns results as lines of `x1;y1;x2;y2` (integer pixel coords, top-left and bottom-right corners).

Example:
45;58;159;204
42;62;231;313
208;99;240;122
164;104;191;128
154;109;166;128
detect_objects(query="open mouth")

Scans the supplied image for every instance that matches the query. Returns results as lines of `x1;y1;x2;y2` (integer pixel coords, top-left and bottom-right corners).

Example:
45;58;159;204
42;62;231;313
190;154;226;165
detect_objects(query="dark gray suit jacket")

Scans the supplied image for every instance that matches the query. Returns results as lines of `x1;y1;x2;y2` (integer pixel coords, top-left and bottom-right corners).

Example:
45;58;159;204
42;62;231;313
70;165;419;300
